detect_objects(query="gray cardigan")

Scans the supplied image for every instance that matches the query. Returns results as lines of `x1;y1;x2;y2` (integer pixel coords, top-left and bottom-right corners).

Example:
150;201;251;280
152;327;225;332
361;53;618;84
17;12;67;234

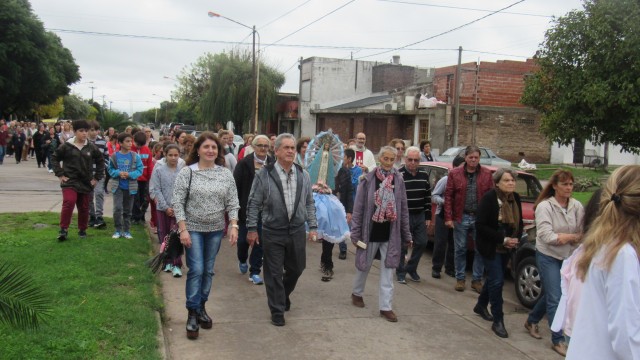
246;162;317;234
149;159;185;211
351;169;412;271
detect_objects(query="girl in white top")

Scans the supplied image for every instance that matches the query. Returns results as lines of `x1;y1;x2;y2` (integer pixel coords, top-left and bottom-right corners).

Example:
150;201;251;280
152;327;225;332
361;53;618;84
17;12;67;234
567;165;640;360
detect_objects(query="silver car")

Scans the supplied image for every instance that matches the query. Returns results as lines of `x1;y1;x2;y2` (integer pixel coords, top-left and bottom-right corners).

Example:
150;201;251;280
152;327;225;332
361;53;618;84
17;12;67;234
437;146;512;167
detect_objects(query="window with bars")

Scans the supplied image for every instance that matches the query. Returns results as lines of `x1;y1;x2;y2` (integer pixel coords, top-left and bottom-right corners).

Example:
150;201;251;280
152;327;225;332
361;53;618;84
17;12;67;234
419;118;431;141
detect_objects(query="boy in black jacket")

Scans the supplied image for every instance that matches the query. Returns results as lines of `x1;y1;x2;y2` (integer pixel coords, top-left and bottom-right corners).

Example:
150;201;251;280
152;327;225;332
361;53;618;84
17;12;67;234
52;120;105;241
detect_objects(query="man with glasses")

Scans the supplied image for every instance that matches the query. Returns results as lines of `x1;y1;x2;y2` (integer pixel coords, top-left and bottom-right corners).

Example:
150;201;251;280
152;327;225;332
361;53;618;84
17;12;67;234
350;132;376;173
143;127;153;146
233;135;274;285
396;146;431;283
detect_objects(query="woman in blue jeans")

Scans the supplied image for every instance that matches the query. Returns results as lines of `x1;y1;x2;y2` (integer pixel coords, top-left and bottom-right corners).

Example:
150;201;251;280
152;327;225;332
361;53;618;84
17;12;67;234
525;170;583;356
173;132;240;340
473;168;523;338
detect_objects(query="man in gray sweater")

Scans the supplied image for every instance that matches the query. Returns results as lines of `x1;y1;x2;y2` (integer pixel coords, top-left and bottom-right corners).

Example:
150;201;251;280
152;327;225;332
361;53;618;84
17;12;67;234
246;133;318;327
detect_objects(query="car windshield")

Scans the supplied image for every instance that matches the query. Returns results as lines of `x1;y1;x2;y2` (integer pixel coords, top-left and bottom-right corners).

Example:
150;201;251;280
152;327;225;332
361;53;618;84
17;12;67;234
442;148;462;156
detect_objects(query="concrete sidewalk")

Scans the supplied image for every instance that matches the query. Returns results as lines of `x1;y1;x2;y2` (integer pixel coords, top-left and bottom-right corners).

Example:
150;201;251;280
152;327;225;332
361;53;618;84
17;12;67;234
0;160;562;360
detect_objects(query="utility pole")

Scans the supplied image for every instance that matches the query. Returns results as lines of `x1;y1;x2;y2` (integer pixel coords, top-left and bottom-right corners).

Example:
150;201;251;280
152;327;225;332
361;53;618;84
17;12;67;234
453;46;462;147
252;25;259;134
89;86;97;102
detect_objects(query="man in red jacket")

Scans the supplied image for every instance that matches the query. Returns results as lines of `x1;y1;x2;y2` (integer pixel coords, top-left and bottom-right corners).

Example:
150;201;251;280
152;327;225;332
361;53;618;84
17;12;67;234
444;146;494;293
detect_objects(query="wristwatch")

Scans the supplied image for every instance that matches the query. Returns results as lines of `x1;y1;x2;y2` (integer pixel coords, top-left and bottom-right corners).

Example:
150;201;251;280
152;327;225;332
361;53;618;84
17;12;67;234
229;224;239;229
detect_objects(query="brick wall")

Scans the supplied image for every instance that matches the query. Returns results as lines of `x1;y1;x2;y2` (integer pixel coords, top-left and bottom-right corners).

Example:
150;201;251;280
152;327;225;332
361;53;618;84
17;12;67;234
457;107;550;163
433;59;537;108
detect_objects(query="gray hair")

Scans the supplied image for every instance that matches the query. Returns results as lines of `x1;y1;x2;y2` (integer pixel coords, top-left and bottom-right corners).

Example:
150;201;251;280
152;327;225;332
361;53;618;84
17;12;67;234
275;133;296;150
465;145;481;156
405;146;421;158
378;145;398;158
252;134;270;146
492;168;518;184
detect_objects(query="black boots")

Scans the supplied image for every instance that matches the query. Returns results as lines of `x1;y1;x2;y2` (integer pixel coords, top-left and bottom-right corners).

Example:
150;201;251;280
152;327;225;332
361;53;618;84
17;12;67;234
186;309;199;339
492;321;509;338
197;304;213;329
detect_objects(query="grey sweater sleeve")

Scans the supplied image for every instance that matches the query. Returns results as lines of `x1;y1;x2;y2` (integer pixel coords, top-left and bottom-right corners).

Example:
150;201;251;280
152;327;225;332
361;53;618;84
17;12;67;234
246;171;264;232
172;167;190;223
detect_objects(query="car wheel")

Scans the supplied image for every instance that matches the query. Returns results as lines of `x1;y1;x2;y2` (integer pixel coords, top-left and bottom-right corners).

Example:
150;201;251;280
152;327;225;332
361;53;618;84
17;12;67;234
515;256;542;309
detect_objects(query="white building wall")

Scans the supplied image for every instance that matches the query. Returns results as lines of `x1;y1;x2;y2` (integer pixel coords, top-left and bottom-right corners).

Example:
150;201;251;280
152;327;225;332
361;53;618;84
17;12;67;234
299;57;377;137
550;142;640;165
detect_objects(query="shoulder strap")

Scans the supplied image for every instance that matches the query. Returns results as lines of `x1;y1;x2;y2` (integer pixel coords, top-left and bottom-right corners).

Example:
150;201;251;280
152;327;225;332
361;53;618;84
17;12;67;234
186;168;193;208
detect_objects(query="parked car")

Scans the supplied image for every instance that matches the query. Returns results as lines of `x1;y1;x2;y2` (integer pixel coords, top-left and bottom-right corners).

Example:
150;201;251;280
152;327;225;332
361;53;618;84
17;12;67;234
437;146;512;168
421;161;543;308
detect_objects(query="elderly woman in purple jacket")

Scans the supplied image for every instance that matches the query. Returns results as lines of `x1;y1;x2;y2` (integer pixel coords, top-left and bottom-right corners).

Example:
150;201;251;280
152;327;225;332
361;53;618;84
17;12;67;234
350;145;412;322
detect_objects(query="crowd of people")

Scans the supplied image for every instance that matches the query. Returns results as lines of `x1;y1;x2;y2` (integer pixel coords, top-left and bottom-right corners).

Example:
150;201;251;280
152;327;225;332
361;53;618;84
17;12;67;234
5;117;638;358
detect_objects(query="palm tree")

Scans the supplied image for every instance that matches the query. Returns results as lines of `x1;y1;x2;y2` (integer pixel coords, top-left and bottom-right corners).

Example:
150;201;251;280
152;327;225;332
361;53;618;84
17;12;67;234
0;261;51;330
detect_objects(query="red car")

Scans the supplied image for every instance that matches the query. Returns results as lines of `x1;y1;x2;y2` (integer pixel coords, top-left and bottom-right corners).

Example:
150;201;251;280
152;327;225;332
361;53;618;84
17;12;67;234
420;162;543;308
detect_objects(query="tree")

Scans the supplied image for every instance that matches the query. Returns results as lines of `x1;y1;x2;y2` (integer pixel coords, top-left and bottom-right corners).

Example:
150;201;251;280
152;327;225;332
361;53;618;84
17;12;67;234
100;110;135;132
201;50;285;133
174;50;285;132
63;94;92;120
0;261;51;330
521;0;640;160
35;97;64;119
0;0;80;117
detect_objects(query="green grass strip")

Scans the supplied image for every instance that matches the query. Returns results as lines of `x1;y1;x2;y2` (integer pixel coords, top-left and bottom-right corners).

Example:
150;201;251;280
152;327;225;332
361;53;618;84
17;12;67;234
0;212;162;360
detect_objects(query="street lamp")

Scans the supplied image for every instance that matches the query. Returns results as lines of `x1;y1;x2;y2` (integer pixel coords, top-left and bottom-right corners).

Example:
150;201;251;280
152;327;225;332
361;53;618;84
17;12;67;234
208;11;260;133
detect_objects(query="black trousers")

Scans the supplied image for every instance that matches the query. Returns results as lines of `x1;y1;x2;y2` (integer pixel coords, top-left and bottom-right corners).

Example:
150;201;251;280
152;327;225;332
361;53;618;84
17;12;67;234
132;181;149;222
432;214;455;273
321;240;334;270
262;227;306;316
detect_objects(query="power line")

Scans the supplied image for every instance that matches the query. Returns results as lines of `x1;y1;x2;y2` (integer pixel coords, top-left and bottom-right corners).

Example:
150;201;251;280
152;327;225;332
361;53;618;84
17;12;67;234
260;0;314;30
377;0;553;18
356;0;525;60
264;0;357;50
48;28;533;60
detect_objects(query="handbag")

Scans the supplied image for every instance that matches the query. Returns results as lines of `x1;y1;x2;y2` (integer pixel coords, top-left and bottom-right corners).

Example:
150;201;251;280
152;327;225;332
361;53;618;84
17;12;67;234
146;168;193;273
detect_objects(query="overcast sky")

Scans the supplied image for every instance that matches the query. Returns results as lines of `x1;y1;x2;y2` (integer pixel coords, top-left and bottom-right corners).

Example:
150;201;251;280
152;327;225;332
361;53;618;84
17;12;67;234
29;0;584;115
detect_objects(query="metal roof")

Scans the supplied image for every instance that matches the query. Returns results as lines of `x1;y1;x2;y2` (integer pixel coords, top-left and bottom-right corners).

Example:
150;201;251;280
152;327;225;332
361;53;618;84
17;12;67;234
326;95;392;110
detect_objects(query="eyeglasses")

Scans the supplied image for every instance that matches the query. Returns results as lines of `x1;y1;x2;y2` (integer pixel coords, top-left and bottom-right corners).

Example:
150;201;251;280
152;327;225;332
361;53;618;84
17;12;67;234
254;144;269;149
406;158;420;162
356;138;366;141
396;148;405;152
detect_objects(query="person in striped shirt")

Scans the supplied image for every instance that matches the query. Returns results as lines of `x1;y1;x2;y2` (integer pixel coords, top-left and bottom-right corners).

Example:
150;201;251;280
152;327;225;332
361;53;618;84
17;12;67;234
396;146;432;283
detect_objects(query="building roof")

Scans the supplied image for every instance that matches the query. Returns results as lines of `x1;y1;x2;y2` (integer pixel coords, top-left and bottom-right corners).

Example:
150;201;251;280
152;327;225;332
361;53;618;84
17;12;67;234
327;94;392;110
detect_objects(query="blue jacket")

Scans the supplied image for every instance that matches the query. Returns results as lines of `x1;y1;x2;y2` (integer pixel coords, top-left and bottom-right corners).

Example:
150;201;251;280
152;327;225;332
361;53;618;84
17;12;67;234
108;151;143;194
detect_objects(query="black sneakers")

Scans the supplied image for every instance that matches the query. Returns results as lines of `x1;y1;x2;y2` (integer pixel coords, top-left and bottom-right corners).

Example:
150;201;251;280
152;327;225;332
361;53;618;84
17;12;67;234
57;228;68;241
94;217;106;229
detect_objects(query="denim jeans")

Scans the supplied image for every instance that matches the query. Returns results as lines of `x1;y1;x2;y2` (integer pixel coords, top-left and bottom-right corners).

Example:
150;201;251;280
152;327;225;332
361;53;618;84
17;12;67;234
0;145;5;164
527;250;564;345
237;221;263;276
112;188;134;233
476;253;509;322
185;230;223;310
453;213;484;281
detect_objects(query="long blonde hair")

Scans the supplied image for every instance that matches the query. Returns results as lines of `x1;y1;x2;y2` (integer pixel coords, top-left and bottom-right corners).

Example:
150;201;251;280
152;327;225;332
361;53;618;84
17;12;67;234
577;165;640;280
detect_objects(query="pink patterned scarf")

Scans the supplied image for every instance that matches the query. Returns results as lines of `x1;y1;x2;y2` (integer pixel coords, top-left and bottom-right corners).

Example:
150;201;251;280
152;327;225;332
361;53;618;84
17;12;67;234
372;168;397;223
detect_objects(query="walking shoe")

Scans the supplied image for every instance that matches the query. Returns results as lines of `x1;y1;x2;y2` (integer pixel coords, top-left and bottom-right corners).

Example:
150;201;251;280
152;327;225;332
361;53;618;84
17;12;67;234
271;314;285;327
57;228;68;241
351;294;365;308
473;304;494;321
379;310;398;322
78;230;87;239
492;321;509;338
249;274;264;285
338;251;347;260
186;309;199;339
163;264;173;273
238;261;249;274
552;342;567;357
94;217;106;229
397;275;407;284
172;266;182;278
112;232;122;239
445;269;456;278
431;270;441;279
471;280;483;293
321;268;334;282
48;169;53;173
88;216;96;227
407;271;421;282
524;321;542;339
455;279;466;292
122;232;133;239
